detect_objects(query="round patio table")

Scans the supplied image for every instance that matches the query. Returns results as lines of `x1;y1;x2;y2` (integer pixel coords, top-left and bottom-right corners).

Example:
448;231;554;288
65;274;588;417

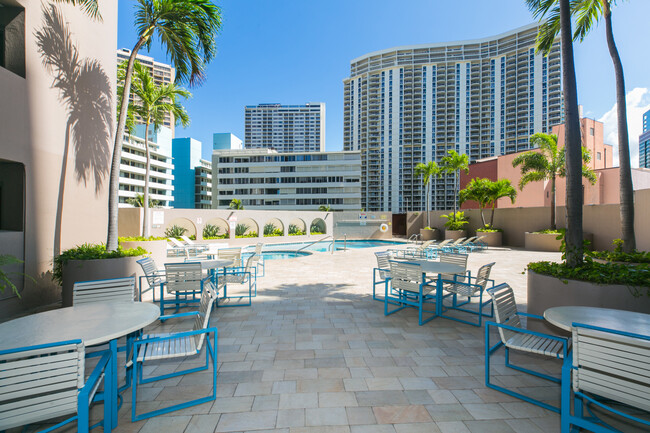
0;302;160;429
544;306;650;334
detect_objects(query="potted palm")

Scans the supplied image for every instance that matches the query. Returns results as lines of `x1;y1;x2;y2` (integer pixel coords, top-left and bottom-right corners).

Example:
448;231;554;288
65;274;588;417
441;211;469;240
459;178;516;246
513;133;596;251
415;161;441;241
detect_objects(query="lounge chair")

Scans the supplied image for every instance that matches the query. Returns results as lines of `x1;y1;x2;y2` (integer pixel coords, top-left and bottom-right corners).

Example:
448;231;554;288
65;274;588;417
180;235;208;253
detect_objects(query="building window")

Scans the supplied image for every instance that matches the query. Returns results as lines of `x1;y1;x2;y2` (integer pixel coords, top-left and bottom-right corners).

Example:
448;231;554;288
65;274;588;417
597;152;601;160
0;5;25;78
590;127;594;136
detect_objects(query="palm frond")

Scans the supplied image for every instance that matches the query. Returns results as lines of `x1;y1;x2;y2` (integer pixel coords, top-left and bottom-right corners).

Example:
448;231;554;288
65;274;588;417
54;0;102;20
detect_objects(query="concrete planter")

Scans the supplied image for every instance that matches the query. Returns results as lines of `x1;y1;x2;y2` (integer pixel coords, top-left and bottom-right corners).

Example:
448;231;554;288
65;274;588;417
420;228;438;241
476;231;502;247
120;240;167;265
527;270;650;335
445;230;466;241
524;232;562;251
62;256;144;307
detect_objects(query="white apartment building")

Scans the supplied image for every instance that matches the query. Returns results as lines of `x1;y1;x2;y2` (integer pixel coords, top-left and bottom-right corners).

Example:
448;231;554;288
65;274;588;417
117;48;176;134
212;149;361;210
245;103;325;152
343;23;563;212
195;159;212;209
119;130;174;208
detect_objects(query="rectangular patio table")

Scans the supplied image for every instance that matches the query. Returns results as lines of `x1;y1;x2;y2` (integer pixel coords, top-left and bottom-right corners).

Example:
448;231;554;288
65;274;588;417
0;302;160;430
394;258;466;318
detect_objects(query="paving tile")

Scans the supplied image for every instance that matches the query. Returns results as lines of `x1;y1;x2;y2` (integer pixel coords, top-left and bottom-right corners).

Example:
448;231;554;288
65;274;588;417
185;414;221;433
350;425;396;433
138;415;192;433
355;391;409;406
306;407;348;426
394;423;442;433
215;410;277;432
437;421;471;433
462;403;512;420
372;405;433;424
319;392;358;408
345;407;376;425
276;408;305;428
424;403;474;422
463;419;517;433
278;392;319;409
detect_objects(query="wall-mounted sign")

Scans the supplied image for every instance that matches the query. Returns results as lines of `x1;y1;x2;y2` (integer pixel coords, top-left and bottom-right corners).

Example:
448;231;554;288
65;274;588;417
152;211;164;225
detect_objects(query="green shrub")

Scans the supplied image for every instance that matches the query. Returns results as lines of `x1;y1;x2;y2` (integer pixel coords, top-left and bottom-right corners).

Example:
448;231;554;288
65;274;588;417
288;224;305;236
52;243;148;286
0;255;32;297
236;231;258;238
204;233;229;240
587;239;650;264
310;221;325;234
477;226;502;233
264;223;283;237
203;224;220;239
118;236;166;242
440;211;468;231
235;223;250;237
165;225;187;238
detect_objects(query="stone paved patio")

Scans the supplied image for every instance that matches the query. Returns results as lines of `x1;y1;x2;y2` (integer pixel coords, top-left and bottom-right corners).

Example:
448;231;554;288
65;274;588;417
28;245;570;432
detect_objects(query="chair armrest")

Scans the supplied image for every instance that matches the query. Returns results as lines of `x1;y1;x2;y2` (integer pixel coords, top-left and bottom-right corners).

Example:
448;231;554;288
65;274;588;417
485;320;569;344
134;327;218;346
79;349;111;406
518;312;545;320
159;311;200;321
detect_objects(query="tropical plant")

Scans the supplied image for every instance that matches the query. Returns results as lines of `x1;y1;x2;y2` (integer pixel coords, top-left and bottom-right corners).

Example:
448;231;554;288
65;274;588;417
310;221;325;235
229;198;244;210
441;211;469;231
288;224;305;236
263;223;282;237
127;59;191;237
527;0;589;267
235;223;250;237
202;224;220;238
52;243;148;286
164;224;187;238
56;0;101;20
126;193;161;208
106;0;222;251
512;133;596;231
318;205;332;212
459;178;492;228
414;161;441;228
528;0;635;253
440;150;469;223
0;255;29;297
118;236;166;242
486;179;517;229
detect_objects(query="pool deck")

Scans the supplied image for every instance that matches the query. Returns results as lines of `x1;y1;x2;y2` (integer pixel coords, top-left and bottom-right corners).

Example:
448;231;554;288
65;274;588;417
29;245;576;432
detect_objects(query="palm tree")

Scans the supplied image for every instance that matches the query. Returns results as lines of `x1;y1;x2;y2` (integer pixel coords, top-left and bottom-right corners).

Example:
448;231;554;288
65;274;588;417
486;179;517;229
126;193;161;208
440;150;469;223
459;178;492;227
106;0;222;251
129;60;191;237
56;0;101;20
528;0;635;252
526;0;589;266
414;161;441;228
513;133;596;231
229;199;244;210
318;205;332;212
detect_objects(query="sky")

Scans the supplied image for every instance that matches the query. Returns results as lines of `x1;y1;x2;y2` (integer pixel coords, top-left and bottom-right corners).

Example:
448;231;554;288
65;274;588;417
117;0;650;166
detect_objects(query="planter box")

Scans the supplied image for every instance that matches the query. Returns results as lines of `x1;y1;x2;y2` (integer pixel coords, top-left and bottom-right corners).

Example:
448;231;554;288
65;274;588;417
445;229;466;241
525;232;593;252
120;240;167;266
527;270;650;335
476;231;502;247
62;256;144;307
420;228;438;241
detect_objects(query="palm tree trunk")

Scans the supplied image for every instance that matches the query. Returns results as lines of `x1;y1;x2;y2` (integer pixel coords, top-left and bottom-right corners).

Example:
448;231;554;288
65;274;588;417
143;122;151;238
550;174;556;230
603;0;636;252
54;121;72;257
490;204;496;228
107;37;146;251
426;180;431;227
560;0;584;266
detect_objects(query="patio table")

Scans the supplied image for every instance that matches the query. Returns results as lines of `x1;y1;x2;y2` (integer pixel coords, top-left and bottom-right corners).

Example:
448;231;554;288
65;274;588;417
0;302;160;430
544;306;650;334
399;259;466;317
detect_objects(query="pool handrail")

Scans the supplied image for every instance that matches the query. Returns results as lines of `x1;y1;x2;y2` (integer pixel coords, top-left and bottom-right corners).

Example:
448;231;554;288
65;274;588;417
297;235;332;253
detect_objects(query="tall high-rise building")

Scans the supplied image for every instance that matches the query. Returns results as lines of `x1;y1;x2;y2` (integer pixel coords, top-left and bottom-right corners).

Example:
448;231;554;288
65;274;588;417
171;137;212;209
117;48;176;135
343;23;563;212
640;109;650;168
244;103;325;152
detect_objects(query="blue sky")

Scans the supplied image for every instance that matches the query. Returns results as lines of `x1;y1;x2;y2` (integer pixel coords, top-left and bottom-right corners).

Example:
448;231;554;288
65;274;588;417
117;0;650;164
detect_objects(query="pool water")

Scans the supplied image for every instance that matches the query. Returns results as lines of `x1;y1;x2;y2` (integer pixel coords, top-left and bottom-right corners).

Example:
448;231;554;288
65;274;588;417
260;251;312;260
252;239;405;257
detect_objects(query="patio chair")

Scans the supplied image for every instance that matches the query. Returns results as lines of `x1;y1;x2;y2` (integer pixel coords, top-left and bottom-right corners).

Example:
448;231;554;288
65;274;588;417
425;238;453;257
137;256;165;302
167;237;191;257
441;262;495;326
385;260;437;325
218;247;242;268
217;254;255;306
485;283;569;413
372;251;391;301
180;235;208;253
562;324;650;433
0;340;112;433
129;282;218;421
160;262;209;318
73;277;135;305
439;251;469;282
251;242;265;277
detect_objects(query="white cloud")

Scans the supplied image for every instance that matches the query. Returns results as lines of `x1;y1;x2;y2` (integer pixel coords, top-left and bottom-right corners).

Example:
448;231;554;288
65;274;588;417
598;87;650;167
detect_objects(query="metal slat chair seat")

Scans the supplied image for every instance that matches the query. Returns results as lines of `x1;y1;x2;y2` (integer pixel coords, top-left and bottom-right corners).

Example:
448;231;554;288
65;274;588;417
562;325;650;432
218;247;242;267
217;255;255;306
72;277;135;305
485;283;569;413
137;257;165;301
137;332;198;361
441;262;495;326
0;340;111;432
384;260;437;325
160;262;207;317
372;251;394;302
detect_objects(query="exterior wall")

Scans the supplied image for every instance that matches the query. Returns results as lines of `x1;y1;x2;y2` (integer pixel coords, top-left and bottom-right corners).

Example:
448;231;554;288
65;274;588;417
244;103;325;152
213;132;242;150
332;211;393;240
344;23;563;213
194;160;212;209
171;137;202;209
552;117;613;169
117;48;175;134
211;149;362;211
640;129;650;169
0;2;117;315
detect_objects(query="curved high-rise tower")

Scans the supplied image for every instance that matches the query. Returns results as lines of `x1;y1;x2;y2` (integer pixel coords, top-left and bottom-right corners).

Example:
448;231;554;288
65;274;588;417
343;23;562;212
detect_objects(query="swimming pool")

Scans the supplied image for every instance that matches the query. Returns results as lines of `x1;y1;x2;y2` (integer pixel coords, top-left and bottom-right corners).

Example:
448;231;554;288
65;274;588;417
259;250;312;260
256;239;405;255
